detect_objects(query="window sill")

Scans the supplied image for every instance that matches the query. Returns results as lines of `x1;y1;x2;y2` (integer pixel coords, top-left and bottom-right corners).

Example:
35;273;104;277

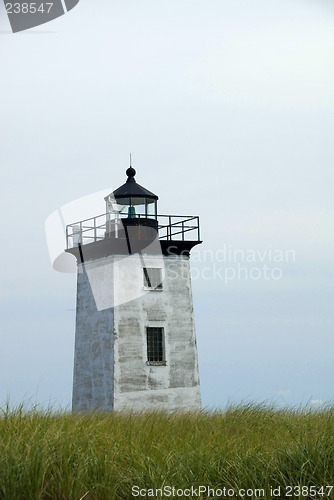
146;361;167;366
143;287;164;292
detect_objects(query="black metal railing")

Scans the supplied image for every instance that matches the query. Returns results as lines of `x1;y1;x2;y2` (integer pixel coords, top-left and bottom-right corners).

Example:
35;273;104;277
66;212;200;249
158;215;200;242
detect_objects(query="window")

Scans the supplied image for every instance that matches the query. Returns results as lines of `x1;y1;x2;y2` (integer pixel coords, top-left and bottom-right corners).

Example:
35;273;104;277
143;268;163;290
146;327;165;364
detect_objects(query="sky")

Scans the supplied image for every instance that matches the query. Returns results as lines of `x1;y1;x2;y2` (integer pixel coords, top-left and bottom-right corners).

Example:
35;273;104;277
0;0;333;410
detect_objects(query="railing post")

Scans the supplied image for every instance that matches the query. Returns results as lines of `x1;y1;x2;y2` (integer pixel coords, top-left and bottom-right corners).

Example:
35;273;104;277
197;217;200;241
80;221;82;244
169;216;171;240
94;216;97;242
66;225;68;248
182;220;184;240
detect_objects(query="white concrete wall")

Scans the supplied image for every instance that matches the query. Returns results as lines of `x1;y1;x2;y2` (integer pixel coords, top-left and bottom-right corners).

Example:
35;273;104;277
72;252;201;411
72;260;115;411
113;254;201;411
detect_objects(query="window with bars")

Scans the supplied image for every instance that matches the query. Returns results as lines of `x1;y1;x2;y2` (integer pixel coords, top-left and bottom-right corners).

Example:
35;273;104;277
146;327;165;363
143;268;163;290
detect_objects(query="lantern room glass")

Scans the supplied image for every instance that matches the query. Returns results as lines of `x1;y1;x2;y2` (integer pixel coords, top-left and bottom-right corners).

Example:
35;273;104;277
116;196;157;220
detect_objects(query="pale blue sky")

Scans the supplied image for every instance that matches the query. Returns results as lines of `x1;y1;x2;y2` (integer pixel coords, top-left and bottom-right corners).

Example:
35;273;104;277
0;0;333;409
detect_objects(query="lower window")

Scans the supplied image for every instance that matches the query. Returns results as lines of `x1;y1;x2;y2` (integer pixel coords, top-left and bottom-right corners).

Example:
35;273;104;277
146;327;165;364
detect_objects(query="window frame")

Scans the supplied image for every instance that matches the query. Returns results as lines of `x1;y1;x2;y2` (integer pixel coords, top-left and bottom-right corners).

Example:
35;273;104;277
146;326;166;366
143;267;163;291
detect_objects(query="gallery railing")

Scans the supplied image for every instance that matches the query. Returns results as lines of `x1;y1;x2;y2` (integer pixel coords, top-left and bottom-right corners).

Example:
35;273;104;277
66;213;200;248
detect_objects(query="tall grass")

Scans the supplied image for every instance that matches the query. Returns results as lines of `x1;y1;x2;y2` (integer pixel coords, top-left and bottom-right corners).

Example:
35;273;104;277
0;404;334;499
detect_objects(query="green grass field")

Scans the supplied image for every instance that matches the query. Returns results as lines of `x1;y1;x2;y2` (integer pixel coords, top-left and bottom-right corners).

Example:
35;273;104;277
0;404;333;499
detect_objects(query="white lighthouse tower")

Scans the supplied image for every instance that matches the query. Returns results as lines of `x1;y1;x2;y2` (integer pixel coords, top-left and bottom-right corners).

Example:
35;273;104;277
66;165;202;411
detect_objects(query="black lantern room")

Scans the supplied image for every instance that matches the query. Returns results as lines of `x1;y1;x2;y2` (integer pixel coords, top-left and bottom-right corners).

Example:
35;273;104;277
104;167;159;237
65;163;201;259
105;167;158;219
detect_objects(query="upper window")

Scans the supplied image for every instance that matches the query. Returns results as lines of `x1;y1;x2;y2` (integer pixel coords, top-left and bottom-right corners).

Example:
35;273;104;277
143;268;163;290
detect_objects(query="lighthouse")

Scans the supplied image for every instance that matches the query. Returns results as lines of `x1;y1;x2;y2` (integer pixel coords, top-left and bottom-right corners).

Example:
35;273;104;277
66;165;202;411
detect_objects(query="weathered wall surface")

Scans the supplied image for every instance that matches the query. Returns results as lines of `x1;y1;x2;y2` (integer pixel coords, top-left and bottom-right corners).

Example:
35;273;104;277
72;260;114;411
73;252;201;411
113;254;201;411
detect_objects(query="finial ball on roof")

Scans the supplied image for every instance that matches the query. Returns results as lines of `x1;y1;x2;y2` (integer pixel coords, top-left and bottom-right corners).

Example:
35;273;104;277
126;167;136;178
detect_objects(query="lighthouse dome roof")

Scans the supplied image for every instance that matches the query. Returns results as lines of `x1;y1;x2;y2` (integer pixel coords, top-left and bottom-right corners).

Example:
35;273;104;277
104;168;158;201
